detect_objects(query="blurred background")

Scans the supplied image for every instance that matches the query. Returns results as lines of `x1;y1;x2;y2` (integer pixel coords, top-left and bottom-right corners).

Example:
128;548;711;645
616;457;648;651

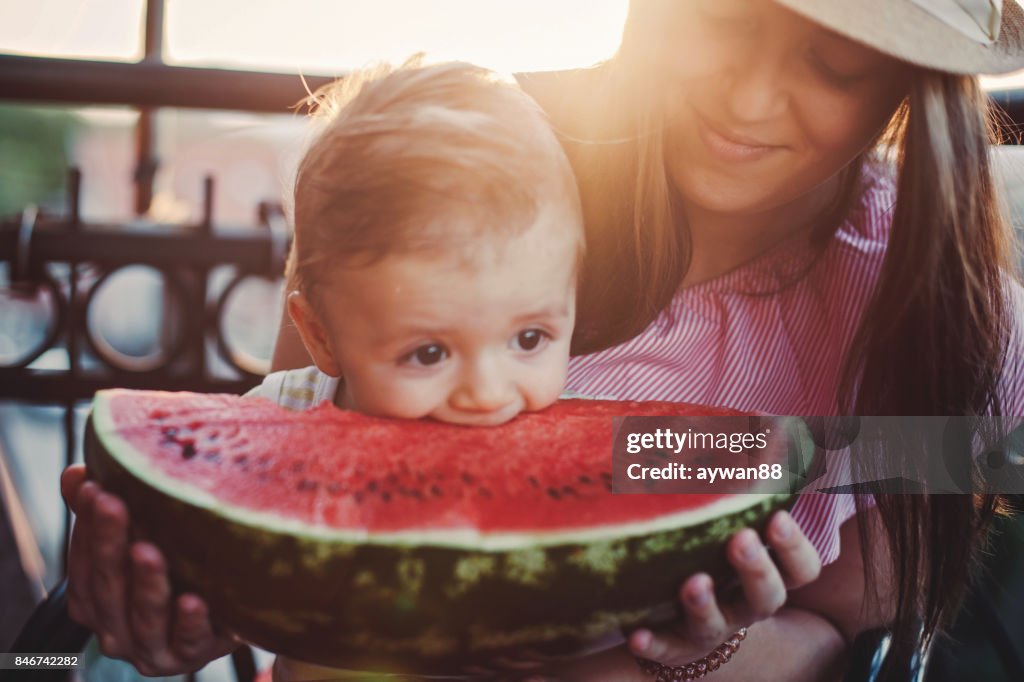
1;1;1022;681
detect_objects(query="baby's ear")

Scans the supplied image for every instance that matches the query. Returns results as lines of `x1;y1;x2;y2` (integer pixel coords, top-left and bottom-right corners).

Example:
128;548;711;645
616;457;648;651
286;291;342;378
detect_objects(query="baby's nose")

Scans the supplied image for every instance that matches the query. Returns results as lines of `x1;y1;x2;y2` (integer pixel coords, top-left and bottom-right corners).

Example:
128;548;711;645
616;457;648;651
452;361;514;412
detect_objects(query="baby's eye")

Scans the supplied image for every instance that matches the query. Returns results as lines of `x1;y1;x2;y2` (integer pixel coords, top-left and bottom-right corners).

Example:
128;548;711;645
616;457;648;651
402;344;449;367
512;329;549;353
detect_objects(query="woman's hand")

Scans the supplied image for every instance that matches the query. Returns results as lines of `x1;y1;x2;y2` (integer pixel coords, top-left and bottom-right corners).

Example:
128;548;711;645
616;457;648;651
60;465;240;676
627;510;821;665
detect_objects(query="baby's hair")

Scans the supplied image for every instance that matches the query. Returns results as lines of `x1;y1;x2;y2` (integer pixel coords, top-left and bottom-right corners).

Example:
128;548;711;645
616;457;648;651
288;56;582;294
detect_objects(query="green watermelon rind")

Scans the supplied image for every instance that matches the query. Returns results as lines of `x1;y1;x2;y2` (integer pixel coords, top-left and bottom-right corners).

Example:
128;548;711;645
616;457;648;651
85;391;795;674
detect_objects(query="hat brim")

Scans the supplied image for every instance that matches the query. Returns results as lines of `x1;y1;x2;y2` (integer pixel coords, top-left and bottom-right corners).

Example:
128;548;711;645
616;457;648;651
772;0;1024;75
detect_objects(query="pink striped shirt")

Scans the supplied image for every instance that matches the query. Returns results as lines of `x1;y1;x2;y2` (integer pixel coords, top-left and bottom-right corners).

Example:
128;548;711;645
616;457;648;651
565;162;904;565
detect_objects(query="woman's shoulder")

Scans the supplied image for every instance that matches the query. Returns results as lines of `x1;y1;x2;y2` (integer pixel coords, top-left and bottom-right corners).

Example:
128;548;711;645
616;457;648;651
515;66;624;138
832;157;898;252
997;275;1024;415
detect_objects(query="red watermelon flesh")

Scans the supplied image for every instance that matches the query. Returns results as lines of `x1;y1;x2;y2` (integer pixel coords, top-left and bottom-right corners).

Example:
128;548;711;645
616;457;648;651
101;391;743;536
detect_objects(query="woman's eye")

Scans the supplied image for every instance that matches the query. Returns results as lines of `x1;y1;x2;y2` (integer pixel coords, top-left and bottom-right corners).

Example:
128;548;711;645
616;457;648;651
807;51;861;87
695;0;756;31
403;344;448;367
513;329;549;352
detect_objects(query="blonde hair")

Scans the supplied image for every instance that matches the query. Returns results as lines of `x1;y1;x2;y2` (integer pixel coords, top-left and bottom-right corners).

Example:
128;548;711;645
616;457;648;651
288;58;582;295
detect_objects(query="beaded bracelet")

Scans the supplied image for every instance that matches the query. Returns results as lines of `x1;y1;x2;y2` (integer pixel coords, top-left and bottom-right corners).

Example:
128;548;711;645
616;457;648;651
634;628;748;681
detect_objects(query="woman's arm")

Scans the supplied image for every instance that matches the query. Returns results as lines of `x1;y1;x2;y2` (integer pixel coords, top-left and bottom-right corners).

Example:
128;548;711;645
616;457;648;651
787;505;895;643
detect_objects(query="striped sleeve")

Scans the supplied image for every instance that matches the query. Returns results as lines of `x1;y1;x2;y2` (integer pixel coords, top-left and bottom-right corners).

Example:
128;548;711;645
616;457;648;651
999;277;1024;416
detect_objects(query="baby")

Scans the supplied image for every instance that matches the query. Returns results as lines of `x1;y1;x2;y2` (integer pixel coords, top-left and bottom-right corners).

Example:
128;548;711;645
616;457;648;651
247;59;584;679
254;58;582;427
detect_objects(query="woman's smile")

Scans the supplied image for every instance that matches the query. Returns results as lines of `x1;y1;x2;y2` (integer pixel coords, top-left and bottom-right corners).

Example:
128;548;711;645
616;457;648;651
693;106;787;163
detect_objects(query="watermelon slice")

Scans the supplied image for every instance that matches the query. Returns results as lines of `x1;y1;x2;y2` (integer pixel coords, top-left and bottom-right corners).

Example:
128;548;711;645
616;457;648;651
85;389;798;675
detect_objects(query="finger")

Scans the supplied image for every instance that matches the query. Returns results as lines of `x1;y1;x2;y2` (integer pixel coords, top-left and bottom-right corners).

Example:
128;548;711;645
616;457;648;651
90;492;132;659
128;543;177;671
628;627;696;664
728;528;786;622
170;595;238;666
677;573;731;647
766;510;821;589
60;465;88;512
66;482;98;627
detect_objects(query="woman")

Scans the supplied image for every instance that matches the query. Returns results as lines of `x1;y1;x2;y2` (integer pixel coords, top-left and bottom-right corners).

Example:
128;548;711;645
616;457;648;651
62;0;1024;679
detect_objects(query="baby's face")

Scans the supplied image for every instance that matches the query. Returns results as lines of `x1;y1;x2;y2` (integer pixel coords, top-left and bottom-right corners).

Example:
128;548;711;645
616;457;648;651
298;213;578;426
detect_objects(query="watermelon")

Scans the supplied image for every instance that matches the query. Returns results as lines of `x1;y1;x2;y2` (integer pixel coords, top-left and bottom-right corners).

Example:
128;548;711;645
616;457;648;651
84;389;802;675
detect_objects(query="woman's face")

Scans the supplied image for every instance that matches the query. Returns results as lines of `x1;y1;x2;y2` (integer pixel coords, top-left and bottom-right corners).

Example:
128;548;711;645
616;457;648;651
662;0;913;217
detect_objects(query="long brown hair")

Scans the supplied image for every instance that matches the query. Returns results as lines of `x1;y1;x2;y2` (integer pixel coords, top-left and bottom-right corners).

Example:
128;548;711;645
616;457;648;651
843;72;1014;676
522;0;1018;674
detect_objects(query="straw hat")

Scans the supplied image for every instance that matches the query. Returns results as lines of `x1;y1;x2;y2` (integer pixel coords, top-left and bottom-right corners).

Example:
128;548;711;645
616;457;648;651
773;0;1024;74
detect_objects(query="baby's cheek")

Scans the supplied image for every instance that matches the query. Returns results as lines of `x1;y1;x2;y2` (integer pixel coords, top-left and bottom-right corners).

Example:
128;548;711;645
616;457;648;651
349;377;436;420
523;360;571;412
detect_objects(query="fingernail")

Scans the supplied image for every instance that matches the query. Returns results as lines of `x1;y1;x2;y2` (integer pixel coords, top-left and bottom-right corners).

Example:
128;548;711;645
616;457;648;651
632;629;652;653
741;538;760;562
774;512;793;540
689;588;711;608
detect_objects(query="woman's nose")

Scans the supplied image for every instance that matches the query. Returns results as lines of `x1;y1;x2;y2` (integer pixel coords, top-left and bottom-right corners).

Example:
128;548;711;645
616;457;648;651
723;47;789;123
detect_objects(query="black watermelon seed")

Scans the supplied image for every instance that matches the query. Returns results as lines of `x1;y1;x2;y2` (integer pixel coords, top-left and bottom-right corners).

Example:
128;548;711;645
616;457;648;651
233;455;248;465
410;489;424;500
381;491;391;503
478;487;492;499
461;473;475;485
430;484;443;497
528;476;540;488
367;480;379;492
547;488;561;500
578;475;592;485
600;472;613;482
181;443;197;460
297;479;318;492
